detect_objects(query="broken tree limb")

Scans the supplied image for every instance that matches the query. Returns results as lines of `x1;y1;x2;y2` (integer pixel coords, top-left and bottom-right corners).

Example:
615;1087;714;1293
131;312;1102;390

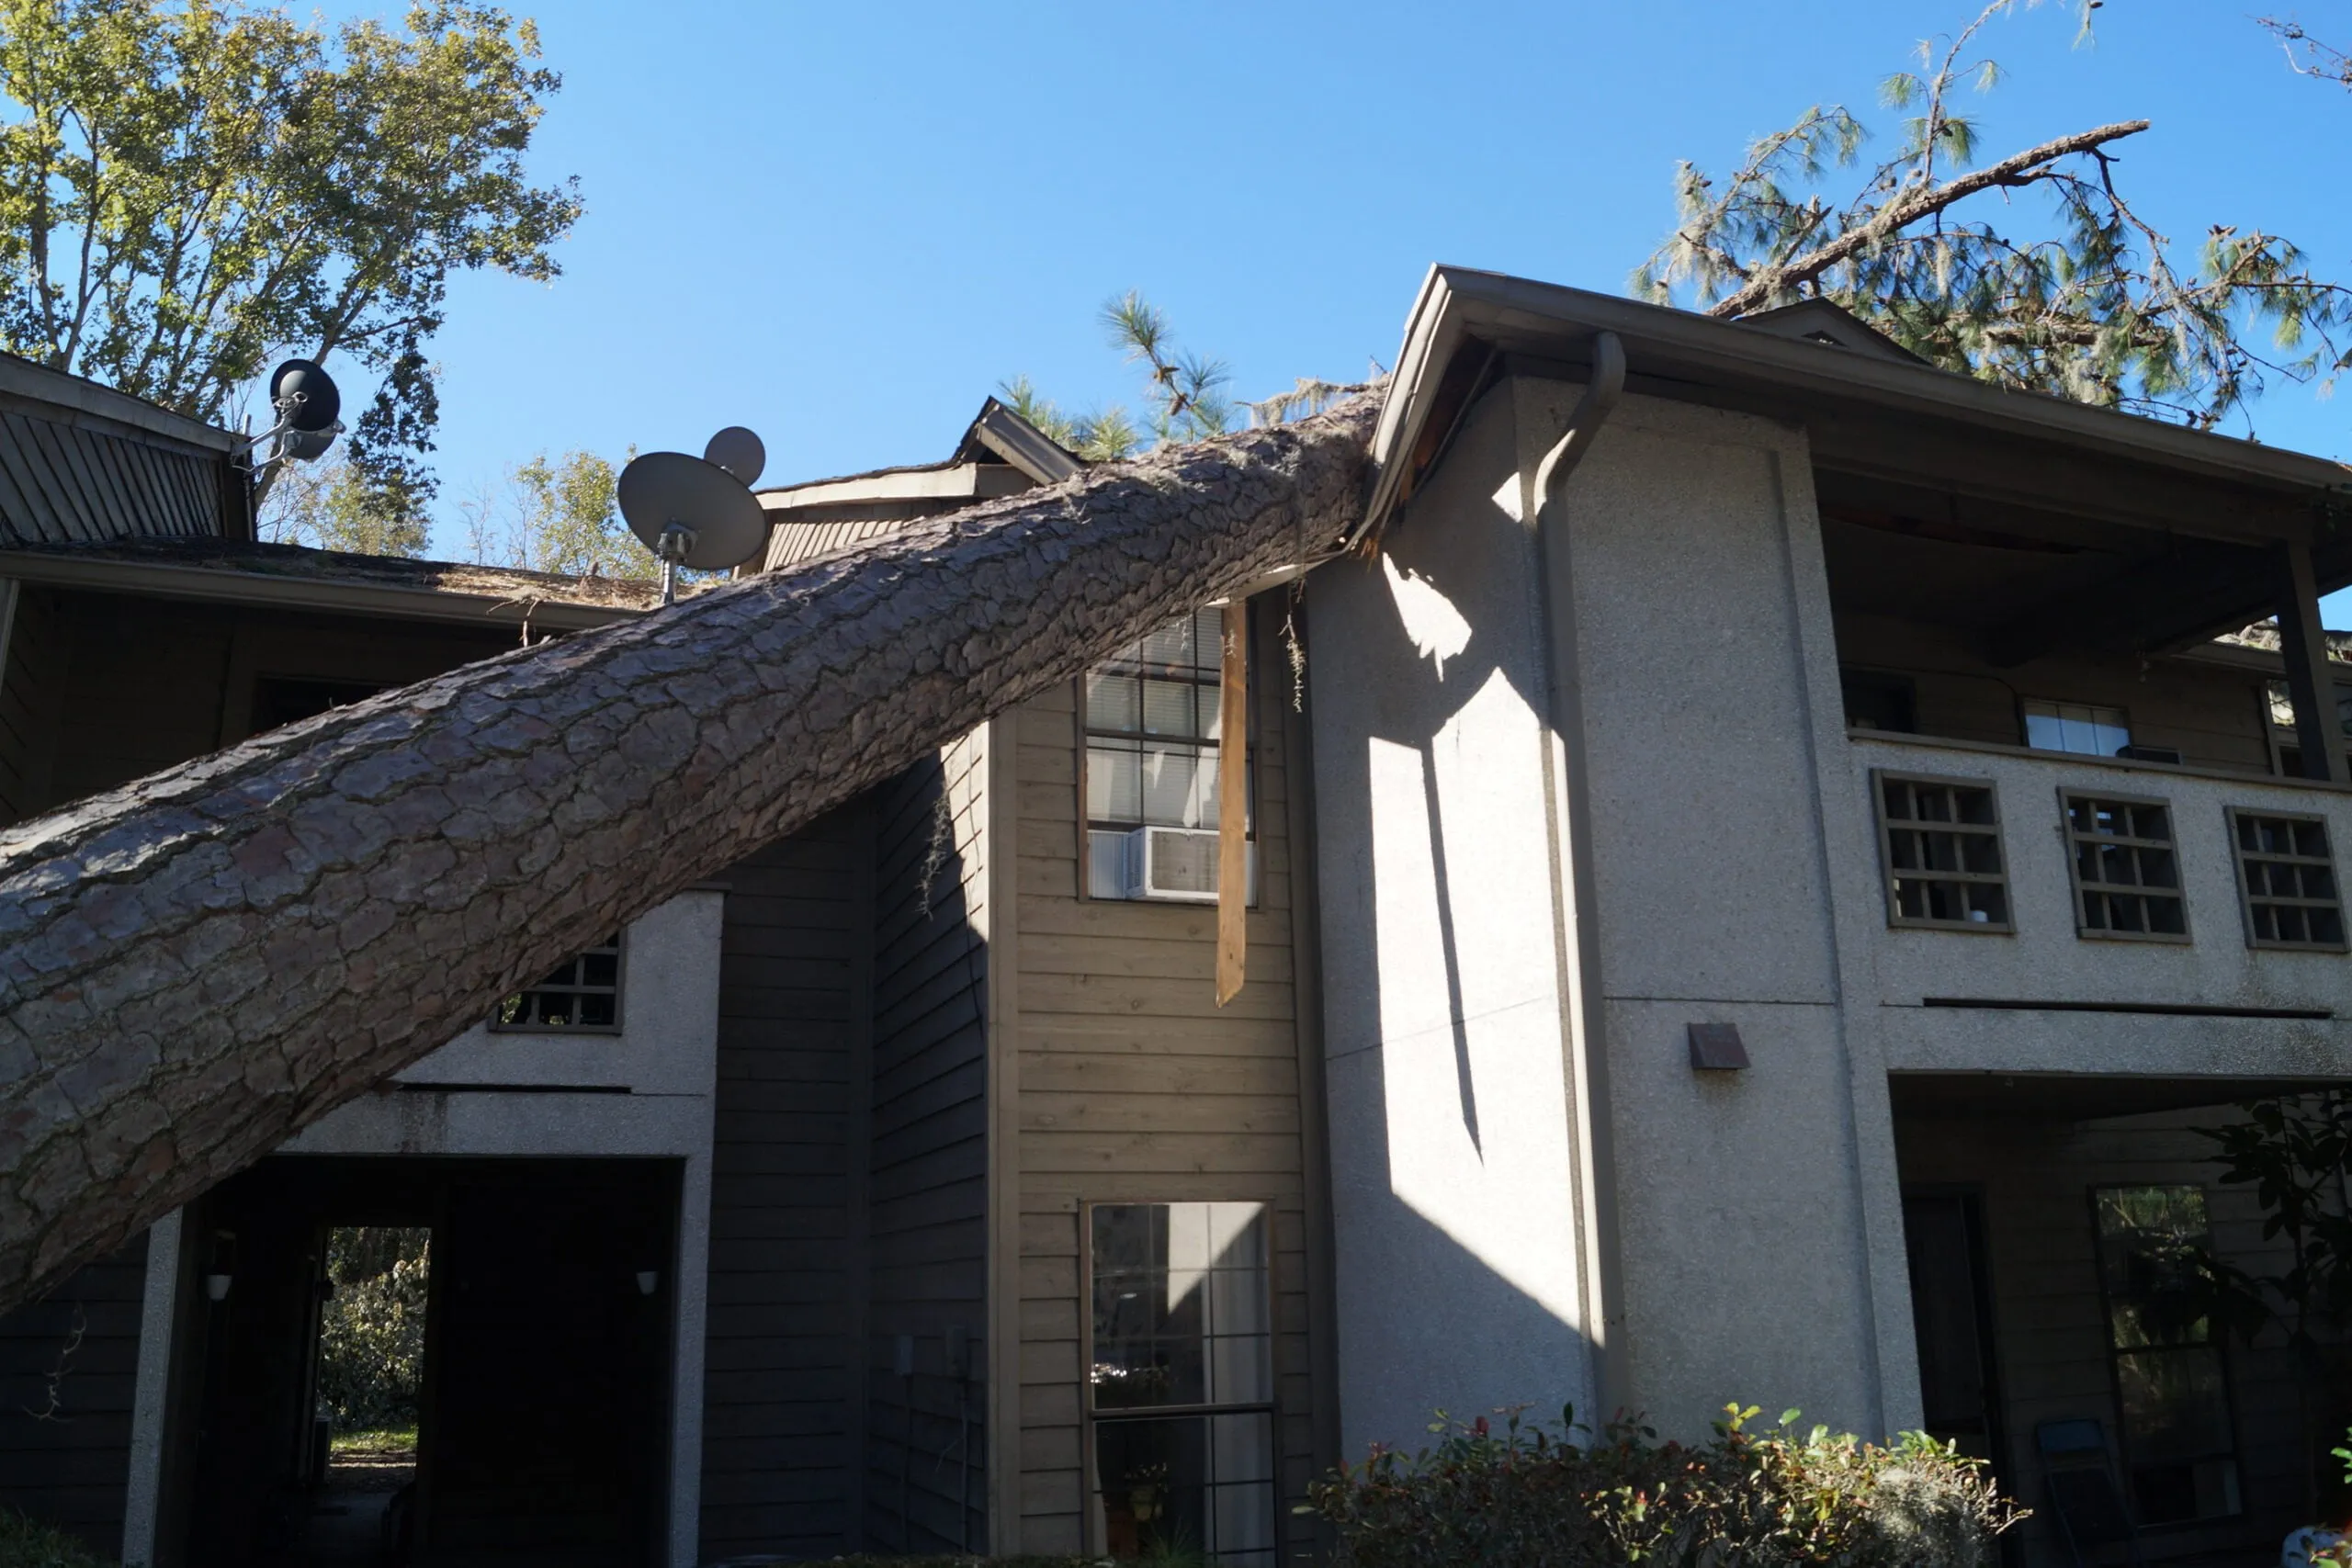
0;392;1380;1313
1702;119;2153;321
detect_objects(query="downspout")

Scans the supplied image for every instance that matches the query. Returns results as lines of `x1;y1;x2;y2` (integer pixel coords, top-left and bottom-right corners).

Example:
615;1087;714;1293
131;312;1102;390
1533;333;1626;513
1527;332;1631;1420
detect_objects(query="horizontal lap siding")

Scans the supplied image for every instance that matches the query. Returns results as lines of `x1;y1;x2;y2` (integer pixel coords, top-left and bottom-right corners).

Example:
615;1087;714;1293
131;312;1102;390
701;810;873;1560
1012;604;1322;1560
0;1233;148;1553
1897;1110;2308;1568
865;735;990;1553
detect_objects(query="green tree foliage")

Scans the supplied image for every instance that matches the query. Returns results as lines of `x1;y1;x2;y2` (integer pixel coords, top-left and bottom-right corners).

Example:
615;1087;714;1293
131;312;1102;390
257;454;428;557
1001;291;1241;461
460;447;652;579
318;1224;430;1432
1635;1;2352;431
0;0;581;513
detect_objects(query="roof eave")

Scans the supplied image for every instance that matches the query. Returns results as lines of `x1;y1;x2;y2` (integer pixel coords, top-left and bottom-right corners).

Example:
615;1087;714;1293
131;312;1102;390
1361;266;2352;542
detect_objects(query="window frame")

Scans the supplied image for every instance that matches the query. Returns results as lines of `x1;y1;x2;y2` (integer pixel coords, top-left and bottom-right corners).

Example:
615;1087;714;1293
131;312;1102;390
2058;788;2190;945
2224;807;2348;953
1871;769;2013;934
2018;696;2133;759
487;931;628;1034
1079;1198;1284;1565
1076;604;1259;905
2086;1183;2245;1528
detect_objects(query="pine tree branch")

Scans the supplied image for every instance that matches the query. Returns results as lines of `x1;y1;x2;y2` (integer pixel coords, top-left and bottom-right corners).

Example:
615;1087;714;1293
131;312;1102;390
1703;118;2151;319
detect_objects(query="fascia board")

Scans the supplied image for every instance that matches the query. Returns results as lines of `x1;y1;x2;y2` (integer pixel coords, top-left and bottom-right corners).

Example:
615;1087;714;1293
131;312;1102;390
0;355;234;454
0;550;649;630
1363;265;2352;539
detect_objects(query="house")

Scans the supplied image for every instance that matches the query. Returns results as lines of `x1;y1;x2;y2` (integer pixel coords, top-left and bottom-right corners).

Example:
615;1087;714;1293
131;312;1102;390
6;267;2352;1565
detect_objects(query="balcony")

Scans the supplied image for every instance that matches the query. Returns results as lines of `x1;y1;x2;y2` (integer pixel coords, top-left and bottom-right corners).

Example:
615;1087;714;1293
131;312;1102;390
1841;731;2352;1079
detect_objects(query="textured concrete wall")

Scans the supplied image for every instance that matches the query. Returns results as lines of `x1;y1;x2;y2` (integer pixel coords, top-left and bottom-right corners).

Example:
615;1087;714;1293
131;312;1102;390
1849;733;2352;1025
1308;382;1595;1458
1525;384;1892;1440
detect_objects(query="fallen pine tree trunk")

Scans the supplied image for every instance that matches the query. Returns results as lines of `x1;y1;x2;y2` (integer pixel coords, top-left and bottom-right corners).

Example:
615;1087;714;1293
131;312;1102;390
0;392;1379;1312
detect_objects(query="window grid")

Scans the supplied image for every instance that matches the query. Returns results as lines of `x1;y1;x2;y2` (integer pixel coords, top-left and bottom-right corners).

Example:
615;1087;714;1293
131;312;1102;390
2022;698;2132;759
1872;771;2011;932
1081;607;1252;902
1085;1201;1278;1567
2089;1185;2244;1525
492;935;624;1032
2226;809;2346;951
2061;791;2188;943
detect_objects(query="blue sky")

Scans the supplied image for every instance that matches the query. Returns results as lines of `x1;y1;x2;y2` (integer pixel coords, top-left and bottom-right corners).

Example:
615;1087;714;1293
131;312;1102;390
331;0;2352;601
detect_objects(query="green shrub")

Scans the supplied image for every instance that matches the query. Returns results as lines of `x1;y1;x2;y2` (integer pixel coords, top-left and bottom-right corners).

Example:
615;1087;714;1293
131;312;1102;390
1305;1404;2023;1568
0;1509;112;1568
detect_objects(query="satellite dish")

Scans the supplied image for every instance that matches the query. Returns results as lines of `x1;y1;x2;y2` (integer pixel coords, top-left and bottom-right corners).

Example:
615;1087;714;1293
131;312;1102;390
703;426;765;486
617;449;766;602
268;359;341;433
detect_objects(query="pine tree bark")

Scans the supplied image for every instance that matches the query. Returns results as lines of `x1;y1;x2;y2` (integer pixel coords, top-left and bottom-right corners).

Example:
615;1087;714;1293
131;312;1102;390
0;394;1379;1312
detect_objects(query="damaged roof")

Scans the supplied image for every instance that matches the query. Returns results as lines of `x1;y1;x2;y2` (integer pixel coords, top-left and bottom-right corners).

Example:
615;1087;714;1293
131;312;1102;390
0;536;674;629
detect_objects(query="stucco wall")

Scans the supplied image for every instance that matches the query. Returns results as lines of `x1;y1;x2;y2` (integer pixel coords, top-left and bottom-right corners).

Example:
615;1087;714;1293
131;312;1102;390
1308;380;1594;1458
1526;381;1891;1440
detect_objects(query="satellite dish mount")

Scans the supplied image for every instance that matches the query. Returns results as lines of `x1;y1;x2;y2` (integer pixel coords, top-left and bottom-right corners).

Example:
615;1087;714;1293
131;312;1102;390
616;431;769;605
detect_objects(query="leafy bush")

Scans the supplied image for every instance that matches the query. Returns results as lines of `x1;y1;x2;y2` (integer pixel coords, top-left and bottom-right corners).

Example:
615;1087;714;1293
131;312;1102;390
1305;1404;2022;1568
316;1226;431;1431
0;1509;111;1568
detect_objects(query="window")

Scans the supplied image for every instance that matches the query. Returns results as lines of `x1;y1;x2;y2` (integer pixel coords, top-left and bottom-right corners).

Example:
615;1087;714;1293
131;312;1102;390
2090;1186;2242;1524
2226;809;2346;950
1840;667;1917;734
1088;1201;1276;1565
1083;609;1248;900
1873;772;2010;931
2061;792;2188;942
2022;699;2132;759
492;935;624;1031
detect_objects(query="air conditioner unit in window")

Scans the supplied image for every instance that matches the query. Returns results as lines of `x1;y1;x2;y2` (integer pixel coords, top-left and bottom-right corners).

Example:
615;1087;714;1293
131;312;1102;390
1123;825;1223;903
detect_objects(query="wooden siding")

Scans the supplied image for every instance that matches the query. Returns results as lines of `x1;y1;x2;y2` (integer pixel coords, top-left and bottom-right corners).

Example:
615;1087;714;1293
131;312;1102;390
1836;613;2277;773
21;591;514;818
863;734;991;1552
762;502;962;572
699;810;874;1559
1009;600;1326;1558
1897;1108;2311;1568
0;1233;148;1553
0;409;223;546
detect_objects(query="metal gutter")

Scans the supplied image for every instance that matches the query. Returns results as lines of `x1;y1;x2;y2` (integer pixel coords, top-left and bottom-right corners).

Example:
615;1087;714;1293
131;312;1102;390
1362;266;2352;541
0;550;651;630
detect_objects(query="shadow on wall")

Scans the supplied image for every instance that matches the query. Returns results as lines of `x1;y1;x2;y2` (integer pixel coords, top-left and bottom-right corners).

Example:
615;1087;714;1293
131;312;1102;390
1309;386;1600;1460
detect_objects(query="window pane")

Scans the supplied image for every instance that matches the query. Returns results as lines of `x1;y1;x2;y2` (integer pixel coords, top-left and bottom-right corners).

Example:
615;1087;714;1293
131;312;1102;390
2024;699;2132;757
2094;1186;2214;1348
1090;744;1144;824
1140;744;1216;829
1091;1202;1271;1412
1089;671;1142;733
1142;677;1203;739
1093;1412;1276;1566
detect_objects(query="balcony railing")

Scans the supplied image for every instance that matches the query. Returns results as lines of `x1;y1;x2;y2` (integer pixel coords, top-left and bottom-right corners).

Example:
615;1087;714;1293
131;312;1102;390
1845;730;2352;1019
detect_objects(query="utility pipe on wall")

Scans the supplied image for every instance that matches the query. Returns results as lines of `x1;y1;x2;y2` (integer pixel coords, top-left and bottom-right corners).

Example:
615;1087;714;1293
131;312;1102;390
1527;330;1633;1423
